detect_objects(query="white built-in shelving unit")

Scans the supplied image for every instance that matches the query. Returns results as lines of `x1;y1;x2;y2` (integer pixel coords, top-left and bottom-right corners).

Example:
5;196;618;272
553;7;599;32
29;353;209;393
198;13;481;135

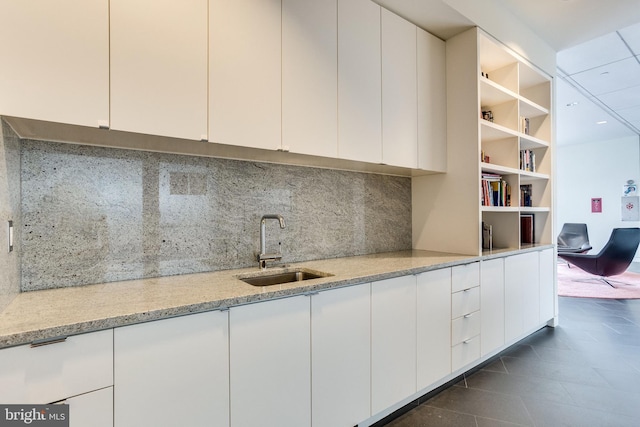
413;27;553;256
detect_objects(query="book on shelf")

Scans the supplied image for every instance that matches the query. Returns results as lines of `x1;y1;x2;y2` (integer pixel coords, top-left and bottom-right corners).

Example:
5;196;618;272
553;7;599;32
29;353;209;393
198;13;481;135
481;173;511;207
519;116;530;135
482;222;493;250
520;184;532;207
520;214;534;244
519;149;536;172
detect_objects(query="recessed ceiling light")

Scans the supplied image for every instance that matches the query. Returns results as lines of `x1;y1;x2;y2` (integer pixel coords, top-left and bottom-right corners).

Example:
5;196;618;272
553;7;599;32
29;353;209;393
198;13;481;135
600;71;610;75
597;120;608;125
566;101;579;107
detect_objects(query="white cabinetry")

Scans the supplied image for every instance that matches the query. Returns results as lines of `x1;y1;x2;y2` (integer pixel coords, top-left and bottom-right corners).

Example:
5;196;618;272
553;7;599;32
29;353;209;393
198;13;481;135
114;311;229;427
371;275;417;415
230;296;310;427
417;28;447;172
110;0;208;140
0;0;109;128
481;258;505;356
0;329;113;405
337;0;382;164
311;283;371;427
539;248;556;322
66;387;113;427
282;0;337;158
416;268;451;390
451;263;481;371
504;251;540;343
210;0;282;150
381;9;417;169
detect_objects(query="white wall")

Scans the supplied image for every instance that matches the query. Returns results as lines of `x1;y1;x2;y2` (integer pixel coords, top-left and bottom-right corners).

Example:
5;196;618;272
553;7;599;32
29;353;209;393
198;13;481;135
556;136;640;259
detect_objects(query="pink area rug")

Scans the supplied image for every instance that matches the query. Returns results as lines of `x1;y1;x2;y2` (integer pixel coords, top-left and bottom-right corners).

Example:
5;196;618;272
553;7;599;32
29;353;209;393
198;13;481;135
557;262;640;299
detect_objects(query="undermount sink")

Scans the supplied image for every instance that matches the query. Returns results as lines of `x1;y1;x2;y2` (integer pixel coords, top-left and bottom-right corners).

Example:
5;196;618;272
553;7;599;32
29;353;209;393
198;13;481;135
237;268;333;287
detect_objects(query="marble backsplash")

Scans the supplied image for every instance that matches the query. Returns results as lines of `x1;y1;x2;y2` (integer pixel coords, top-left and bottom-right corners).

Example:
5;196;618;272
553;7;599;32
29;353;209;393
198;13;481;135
21;139;412;291
0;121;21;308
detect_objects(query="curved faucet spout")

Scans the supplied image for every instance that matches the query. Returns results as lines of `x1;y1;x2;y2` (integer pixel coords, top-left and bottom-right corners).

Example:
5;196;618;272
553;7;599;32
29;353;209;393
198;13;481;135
259;214;286;270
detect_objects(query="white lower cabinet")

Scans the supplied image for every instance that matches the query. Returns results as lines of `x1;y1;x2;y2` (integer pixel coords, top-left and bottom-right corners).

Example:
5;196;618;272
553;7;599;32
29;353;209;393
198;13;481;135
416;268;451;390
114;311;229;427
371;275;417;415
505;251;541;342
481;258;505;356
539;248;556;322
0;329;113;405
311;283;371;427
451;263;480;372
65;387;113;427
230;296;310;427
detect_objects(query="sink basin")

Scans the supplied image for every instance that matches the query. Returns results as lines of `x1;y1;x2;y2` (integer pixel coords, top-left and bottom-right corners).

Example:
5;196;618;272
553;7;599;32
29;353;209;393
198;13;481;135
237;268;333;286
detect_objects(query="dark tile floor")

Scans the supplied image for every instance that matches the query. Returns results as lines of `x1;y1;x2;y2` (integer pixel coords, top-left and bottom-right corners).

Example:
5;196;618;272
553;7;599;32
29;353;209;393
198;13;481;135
381;296;640;427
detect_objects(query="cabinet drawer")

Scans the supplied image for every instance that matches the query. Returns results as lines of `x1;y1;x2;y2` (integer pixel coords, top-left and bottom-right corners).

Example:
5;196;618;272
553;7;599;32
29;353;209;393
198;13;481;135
451;311;481;345
451;262;480;293
451;335;480;372
0;329;113;404
451;286;480;319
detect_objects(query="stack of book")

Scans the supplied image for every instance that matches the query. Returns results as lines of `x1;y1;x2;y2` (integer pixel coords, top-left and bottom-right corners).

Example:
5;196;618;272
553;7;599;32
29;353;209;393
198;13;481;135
482;173;511;207
520;149;536;172
520;184;533;207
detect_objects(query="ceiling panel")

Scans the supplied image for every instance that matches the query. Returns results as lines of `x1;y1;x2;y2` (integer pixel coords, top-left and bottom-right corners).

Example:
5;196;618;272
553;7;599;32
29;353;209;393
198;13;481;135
557;32;632;75
617;105;640;122
618;21;640;54
569;57;640;96
555;77;636;146
597;84;640;110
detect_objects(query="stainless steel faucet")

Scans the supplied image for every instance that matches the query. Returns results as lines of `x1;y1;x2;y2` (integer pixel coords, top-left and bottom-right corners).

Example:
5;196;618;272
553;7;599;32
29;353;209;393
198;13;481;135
258;214;286;270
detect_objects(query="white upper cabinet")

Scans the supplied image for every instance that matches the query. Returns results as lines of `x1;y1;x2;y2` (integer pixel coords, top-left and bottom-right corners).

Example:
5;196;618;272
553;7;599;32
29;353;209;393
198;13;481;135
381;9;418;169
110;0;208;141
210;0;282;150
282;0;338;158
337;0;382;164
417;28;447;172
0;0;109;128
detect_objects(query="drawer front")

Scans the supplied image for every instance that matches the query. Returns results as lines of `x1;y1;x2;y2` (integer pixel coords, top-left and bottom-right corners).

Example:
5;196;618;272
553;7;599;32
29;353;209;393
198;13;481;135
0;329;113;404
451;262;480;293
451;311;481;345
451;286;480;319
451;335;480;372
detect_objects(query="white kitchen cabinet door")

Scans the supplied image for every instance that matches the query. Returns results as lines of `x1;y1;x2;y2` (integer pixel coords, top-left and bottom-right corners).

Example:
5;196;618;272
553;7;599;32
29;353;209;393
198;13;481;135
66;387;113;427
480;258;505;356
210;0;282;150
282;0;338;158
230;296;311;427
539;248;556;323
416;268;451;390
371;275;417;415
417;28;447;172
110;0;208;140
381;9;418;169
0;329;113;405
311;283;371;427
114;311;229;427
337;0;382;164
0;0;109;128
504;252;539;342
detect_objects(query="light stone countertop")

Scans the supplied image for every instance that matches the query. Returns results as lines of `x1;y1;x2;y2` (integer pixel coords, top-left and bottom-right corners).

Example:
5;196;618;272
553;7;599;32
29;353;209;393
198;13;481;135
0;247;550;349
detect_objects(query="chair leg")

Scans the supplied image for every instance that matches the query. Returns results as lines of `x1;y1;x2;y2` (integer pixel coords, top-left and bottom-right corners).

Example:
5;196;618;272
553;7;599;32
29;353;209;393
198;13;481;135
573;277;617;288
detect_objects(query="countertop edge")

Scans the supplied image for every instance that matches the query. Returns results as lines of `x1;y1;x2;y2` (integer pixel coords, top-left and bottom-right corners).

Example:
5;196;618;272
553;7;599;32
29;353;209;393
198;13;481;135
0;246;554;349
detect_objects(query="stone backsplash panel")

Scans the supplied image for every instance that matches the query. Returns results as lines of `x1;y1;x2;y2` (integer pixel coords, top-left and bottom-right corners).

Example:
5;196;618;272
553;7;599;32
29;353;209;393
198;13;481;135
21;140;411;291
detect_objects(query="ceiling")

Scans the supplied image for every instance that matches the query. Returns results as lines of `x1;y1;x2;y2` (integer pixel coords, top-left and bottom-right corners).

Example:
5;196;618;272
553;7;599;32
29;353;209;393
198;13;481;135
373;0;640;146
